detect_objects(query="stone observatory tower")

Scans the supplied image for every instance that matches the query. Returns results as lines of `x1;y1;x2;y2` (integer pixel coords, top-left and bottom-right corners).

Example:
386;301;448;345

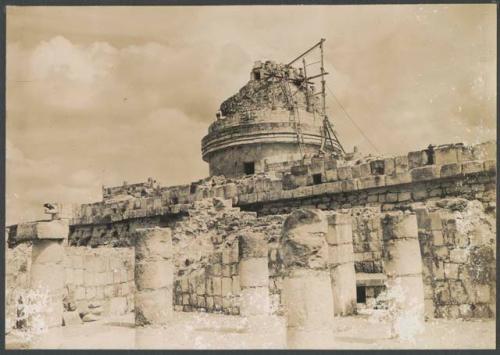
201;40;344;178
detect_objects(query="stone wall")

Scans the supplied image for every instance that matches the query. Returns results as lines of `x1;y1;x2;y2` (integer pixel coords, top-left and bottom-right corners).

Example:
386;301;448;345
351;207;384;274
33;141;493;231
63;247;135;317
170;199;286;315
5;244;135;330
416;199;496;319
6;243;32;332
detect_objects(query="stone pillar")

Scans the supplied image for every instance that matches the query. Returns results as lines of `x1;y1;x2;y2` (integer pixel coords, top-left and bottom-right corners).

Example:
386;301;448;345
281;209;334;349
326;212;357;316
30;220;69;330
134;227;173;326
381;212;425;321
238;232;269;316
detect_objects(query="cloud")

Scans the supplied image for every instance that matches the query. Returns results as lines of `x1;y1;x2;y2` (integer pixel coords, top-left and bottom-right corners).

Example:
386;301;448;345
5;5;497;224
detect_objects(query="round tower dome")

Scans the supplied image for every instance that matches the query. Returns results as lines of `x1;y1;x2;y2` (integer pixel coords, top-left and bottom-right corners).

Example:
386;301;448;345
201;60;335;178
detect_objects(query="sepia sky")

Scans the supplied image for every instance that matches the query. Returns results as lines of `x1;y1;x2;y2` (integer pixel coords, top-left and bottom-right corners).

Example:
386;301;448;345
6;4;496;225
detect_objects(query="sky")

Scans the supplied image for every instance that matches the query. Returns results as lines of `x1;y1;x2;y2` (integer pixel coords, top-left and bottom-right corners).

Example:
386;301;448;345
6;4;497;225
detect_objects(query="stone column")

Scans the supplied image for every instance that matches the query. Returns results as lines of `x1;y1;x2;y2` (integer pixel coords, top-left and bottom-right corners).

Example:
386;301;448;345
381;212;425;322
238;232;269;317
134;227;173;326
281;209;334;349
326;212;357;316
30;220;69;330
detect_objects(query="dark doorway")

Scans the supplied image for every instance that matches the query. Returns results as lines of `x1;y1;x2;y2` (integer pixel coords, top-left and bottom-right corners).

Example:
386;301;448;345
244;162;255;175
312;173;322;185
356;286;366;303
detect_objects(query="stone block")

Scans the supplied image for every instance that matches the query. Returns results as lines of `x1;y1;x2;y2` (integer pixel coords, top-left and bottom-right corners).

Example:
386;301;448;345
394;155;409;173
475;284;491;303
462;161;484;175
337;166;352;180
239;258;269;287
411;165;440;182
70;255;84;269
432;230;444;245
459;304;473;319
36;220;69;240
135;261;173;291
434;246;449;261
483;159;496;173
134;227;172;260
397;192;411;202
383;158;395;175
440;163;462;178
135;288;172;326
323;181;342;194
104;285;114;298
95;286;104;300
444;263;459;279
472;141;495;161
450;248;468;263
359;163;371;177
239;287;269;316
358;176;386;190
239;233;267;259
341;179;358;192
85;255;108;273
86;287;96;299
449;280;468;304
434;281;450;304
386;193;398;203
312;183;329;196
408;150;429;169
325;169;338;182
232;276;240;294
83;272;97;287
222;264;231;277
221;277;232;296
351;165;361;178
95;272;108;286
212;277;222;296
75;286;86;300
386;172;411;185
434;145;462;165
291;165;308;176
63;311;83;326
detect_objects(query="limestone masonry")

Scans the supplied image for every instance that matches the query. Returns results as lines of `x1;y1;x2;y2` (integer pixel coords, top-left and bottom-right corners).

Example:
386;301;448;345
5;55;497;345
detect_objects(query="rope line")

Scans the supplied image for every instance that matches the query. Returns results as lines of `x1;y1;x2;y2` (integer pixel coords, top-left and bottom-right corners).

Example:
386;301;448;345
325;83;380;154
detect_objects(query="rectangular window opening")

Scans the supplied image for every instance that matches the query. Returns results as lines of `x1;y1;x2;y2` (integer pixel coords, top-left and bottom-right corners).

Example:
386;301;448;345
244;162;255;175
312;173;322;185
356;286;367;304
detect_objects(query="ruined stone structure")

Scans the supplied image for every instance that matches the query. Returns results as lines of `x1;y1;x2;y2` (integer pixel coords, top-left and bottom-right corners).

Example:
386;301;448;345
202;60;339;178
5;57;497;347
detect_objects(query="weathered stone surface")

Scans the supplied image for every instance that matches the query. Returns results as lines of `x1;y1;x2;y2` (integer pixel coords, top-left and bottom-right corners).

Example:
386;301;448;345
408;150;429;169
82;313;100;322
239;258;268;288
135;288;172;326
281;209;329;270
62;311;83;326
134;227;172;261
37;220;70;240
238;233;267;259
135;261;173;291
411;165;440;182
440;163;461;178
381;212;418;241
282;269;335;349
462;161;484;175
